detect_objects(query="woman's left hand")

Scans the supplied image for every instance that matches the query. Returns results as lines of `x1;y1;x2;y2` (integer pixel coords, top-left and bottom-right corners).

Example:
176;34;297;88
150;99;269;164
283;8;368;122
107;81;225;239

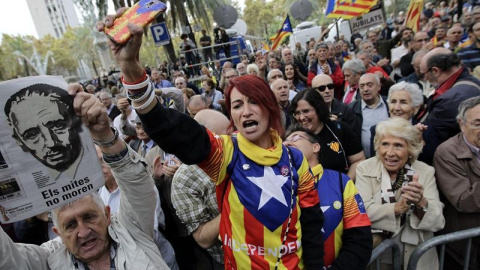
401;173;427;207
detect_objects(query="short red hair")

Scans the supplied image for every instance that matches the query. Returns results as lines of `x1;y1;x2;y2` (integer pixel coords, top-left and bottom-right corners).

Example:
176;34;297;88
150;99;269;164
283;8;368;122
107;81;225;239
225;75;284;137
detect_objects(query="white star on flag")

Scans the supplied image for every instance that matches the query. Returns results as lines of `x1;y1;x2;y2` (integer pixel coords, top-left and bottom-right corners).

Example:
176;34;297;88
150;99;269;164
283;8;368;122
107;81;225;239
247;166;289;210
320;206;330;232
283;23;289;30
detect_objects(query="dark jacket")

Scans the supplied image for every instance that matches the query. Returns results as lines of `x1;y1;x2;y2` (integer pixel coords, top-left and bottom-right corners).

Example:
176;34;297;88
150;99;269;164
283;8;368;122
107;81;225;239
108;105;121;121
434;133;480;269
420;70;480;165
331;99;357;135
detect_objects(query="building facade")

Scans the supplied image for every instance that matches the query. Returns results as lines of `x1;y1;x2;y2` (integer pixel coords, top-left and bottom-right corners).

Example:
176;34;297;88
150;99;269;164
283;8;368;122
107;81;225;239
26;0;79;38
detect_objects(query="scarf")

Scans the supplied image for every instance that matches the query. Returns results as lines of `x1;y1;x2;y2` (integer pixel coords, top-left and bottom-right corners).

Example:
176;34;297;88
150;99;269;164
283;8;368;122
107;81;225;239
379;163;415;231
430;67;464;101
380;163;415;204
236;129;283;166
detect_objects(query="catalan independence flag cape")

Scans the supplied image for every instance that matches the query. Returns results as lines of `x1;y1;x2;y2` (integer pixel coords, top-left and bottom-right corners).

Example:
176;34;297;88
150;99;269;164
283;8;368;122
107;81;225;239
271;15;293;51
313;166;371;267
404;0;424;32
199;129;319;269
326;0;378;19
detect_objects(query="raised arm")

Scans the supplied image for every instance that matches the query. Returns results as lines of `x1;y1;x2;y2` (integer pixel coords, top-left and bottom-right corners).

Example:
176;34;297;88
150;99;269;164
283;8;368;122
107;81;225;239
96;10;210;165
68;86;156;236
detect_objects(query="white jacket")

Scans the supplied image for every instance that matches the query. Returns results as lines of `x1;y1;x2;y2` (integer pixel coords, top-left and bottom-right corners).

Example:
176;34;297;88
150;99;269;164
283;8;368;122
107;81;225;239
0;146;170;270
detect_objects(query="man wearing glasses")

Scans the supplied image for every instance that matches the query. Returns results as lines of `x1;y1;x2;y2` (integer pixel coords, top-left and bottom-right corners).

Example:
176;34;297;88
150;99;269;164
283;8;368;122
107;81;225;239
311;74;356;130
399;31;434;78
434;96;480;269
419;48;480;164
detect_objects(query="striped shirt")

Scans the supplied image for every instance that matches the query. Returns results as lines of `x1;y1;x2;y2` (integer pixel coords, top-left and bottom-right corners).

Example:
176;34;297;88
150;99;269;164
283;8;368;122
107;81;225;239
457;43;480;71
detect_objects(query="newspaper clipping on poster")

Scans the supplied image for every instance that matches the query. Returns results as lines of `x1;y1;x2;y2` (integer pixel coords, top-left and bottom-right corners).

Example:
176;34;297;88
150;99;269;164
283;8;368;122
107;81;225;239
0;76;104;223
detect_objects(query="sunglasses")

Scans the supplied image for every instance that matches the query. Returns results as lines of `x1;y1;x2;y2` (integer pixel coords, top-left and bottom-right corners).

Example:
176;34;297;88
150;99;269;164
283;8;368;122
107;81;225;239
314;83;335;92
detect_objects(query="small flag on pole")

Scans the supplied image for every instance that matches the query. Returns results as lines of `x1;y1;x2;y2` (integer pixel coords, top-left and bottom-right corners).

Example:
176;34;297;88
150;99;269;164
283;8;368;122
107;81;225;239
270;15;293;51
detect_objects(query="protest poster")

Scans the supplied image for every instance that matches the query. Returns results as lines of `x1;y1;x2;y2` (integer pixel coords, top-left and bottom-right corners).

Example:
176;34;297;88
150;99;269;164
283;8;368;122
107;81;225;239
0;76;104;223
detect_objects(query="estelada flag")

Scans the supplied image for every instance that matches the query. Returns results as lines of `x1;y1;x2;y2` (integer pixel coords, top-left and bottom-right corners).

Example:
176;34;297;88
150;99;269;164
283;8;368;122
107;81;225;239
326;0;378;19
270;15;293;51
404;0;424;32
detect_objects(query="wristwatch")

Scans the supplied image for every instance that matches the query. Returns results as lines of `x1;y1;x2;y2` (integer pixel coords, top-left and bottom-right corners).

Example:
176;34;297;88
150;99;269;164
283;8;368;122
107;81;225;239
416;203;428;213
92;127;119;147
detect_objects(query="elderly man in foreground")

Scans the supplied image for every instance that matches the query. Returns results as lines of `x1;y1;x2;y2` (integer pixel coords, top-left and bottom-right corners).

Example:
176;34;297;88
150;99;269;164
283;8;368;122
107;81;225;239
434;96;480;269
0;87;169;269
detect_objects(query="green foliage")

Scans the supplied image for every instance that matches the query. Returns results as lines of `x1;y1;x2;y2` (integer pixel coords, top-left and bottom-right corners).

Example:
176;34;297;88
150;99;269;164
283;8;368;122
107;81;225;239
0;25;102;81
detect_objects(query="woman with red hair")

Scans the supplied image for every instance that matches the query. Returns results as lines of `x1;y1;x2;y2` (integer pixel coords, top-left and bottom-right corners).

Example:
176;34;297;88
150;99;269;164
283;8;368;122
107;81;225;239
137;74;324;269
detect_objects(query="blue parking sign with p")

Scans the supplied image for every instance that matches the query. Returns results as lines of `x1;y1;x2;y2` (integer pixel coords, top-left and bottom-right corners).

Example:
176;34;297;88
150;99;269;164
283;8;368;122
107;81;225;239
150;22;170;46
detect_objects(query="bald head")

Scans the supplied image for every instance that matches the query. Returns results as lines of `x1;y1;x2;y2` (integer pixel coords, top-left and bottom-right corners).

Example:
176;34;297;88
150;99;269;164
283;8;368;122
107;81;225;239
175;77;186;89
188;95;208;117
420;47;461;87
311;74;333;88
194;109;231;135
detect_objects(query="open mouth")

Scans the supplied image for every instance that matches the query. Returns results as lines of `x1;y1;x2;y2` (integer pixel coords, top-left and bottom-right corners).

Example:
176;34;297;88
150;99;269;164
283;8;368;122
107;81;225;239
243;120;259;132
81;239;96;249
384;159;398;166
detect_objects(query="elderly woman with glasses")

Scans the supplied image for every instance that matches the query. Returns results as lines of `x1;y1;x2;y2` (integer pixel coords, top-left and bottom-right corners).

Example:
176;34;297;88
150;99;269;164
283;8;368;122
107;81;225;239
369;82;425;156
356;118;445;269
290;89;365;180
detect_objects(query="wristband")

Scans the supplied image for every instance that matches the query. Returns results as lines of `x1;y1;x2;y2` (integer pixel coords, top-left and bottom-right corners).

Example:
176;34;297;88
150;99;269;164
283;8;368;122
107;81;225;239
127;83;152;102
121;70;147;85
92;127;119;147
122;75;150;91
132;90;156;111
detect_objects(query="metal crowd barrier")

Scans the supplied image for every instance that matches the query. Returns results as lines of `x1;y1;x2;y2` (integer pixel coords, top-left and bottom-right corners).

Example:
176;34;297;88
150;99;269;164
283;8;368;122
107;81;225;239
368;239;402;270
179;40;241;69
407;226;480;270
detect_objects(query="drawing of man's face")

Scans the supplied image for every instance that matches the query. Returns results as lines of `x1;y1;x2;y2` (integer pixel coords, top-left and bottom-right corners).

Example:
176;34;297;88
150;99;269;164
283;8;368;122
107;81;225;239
5;84;81;171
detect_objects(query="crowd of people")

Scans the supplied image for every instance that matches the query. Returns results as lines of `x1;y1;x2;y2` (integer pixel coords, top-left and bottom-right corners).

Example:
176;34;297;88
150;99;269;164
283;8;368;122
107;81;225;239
1;1;480;270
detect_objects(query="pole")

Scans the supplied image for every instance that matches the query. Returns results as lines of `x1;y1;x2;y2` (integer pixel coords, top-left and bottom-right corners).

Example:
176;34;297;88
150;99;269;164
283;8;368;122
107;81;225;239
335;19;339;41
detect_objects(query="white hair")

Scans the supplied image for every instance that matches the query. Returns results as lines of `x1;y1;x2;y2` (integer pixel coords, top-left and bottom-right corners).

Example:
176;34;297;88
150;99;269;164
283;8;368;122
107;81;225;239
51;192;106;229
388;82;424;108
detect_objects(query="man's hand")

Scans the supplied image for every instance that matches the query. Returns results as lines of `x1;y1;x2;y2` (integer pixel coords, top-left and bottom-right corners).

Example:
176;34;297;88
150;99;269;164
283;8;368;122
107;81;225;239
163;157;181;177
117;97;130;116
68;83;112;141
422;42;435;51
377;58;390;67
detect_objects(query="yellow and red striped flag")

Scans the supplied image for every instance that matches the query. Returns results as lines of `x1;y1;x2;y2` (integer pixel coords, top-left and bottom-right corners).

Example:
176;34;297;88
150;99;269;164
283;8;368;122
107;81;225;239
270;15;293;51
326;0;378;19
404;0;424;32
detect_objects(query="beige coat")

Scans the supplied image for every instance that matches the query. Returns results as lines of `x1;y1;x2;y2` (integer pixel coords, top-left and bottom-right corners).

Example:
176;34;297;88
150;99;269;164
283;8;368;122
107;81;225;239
356;157;445;269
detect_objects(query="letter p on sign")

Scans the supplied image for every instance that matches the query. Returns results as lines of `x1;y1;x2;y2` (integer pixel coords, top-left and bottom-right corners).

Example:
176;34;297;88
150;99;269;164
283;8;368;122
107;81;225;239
150;22;170;46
